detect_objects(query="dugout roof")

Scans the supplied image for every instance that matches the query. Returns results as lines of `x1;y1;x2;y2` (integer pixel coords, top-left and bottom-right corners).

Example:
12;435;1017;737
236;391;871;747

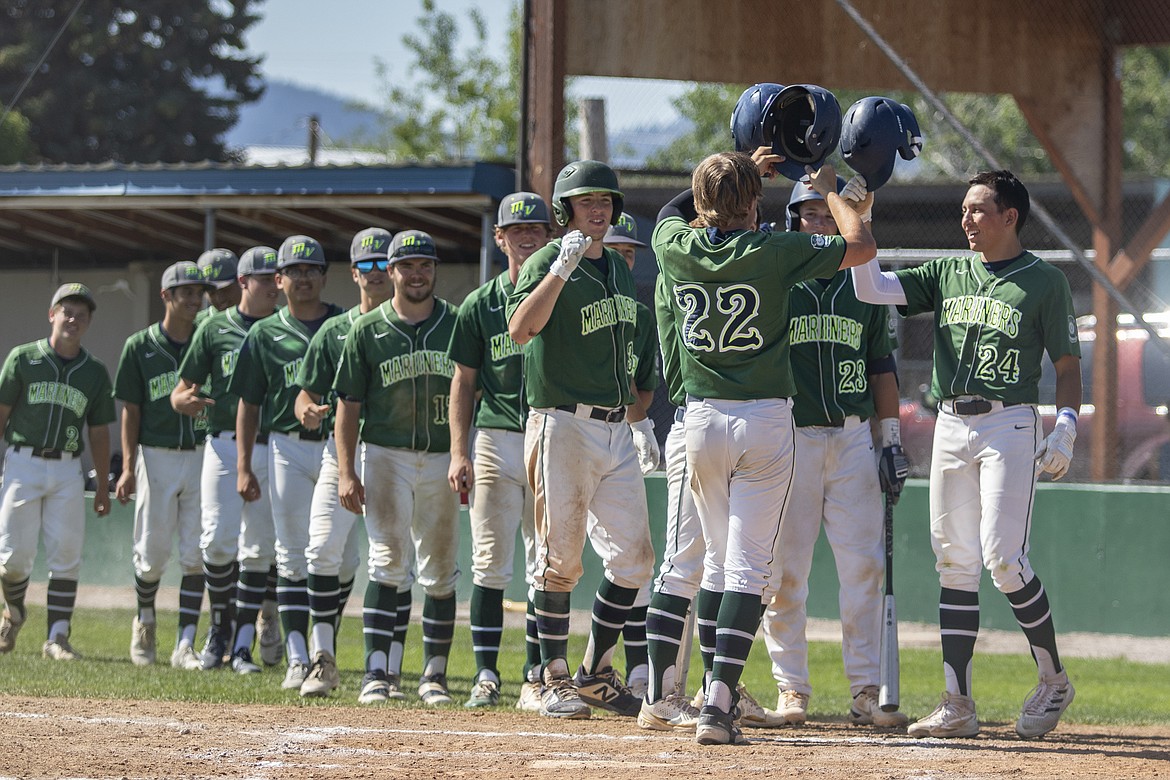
0;161;516;268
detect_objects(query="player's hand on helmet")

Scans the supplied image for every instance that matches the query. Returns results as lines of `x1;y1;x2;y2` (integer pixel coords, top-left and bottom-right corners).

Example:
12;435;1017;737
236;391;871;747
339;469;366;514
448;454;474;493
549;230;591;281
807;163;840;198
750;146;785;179
841;175;868;202
878;445;910;503
629;417;660;475
115;469;135;505
1035;409;1077;480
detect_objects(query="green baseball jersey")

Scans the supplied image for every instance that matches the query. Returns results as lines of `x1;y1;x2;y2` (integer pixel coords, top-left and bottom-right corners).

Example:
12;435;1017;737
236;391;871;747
295;305;364;431
788;272;896;427
653;274;685;407
896;253;1081;404
114;323;207;448
231;304;344;435
333;298;457;452
0;339;115;453
632;302;660;393
448;272;526;432
506;241;639;409
179;307;266;435
651;217;845;400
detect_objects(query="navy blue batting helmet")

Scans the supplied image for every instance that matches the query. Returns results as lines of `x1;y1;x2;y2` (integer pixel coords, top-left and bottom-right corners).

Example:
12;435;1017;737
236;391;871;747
731;83;784;154
840;97;923;191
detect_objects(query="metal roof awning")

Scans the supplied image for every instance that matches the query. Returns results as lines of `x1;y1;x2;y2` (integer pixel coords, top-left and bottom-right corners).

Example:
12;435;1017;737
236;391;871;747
0;160;516;267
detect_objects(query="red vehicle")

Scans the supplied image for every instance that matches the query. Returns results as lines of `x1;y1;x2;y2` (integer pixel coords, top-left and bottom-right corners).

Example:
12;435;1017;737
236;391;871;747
900;313;1170;482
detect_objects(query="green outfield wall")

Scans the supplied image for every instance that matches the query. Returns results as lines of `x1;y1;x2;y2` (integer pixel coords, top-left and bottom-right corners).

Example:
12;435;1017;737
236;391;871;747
41;478;1170;637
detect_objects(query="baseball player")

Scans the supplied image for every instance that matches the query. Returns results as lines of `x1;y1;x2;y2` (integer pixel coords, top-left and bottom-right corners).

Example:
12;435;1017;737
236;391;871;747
231;235;343;687
114;261;213;667
171;246;280;672
196;247;284;667
597;212;661;698
334;230;461;706
652;150;876;745
448;193;550;709
0;283;115;660
506;160;656;720
760;179;909;728
851;170;1082;740
295;227;393;698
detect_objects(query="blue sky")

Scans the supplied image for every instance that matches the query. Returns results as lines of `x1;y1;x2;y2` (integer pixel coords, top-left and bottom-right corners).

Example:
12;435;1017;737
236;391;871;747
244;0;686;131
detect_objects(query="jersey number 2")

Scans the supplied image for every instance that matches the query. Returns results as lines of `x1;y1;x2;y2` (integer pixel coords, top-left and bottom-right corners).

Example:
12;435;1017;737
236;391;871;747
674;283;763;353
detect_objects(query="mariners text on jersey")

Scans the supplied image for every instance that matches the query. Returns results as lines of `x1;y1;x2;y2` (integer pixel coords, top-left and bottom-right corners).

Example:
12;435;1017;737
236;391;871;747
940;295;1022;338
220;349;239;379
26;381;88;417
581;293;638;336
148;371;180;403
789;313;864;350
379;350;454;387
489;332;524;362
282;358;305;388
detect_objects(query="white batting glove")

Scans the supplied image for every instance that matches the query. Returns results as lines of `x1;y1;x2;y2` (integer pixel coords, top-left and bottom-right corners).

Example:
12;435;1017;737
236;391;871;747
841;175;872;222
549;230;591;280
629;418;660;475
1034;408;1077;480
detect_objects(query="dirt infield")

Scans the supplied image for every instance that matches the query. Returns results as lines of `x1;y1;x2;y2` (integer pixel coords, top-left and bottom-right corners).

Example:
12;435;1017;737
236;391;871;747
3;696;1169;780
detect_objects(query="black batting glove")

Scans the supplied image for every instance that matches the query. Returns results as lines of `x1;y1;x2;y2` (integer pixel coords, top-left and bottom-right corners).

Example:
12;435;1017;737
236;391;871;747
879;444;910;503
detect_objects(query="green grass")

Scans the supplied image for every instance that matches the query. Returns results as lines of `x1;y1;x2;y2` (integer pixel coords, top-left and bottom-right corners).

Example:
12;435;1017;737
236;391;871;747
3;605;1168;726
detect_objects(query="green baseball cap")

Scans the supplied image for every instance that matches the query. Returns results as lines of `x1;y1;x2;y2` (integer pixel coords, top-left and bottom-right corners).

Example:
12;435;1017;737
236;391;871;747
197;248;239;289
277;235;327;270
50;282;96;312
162;260;212;291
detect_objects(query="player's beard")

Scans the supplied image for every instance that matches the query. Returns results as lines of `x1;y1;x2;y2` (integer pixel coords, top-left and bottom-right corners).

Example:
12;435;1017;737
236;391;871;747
400;278;434;304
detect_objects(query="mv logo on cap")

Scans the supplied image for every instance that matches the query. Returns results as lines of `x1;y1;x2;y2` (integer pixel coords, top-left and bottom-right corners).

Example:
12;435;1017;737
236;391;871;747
617;214;636;231
510;200;538;218
362;234;388;251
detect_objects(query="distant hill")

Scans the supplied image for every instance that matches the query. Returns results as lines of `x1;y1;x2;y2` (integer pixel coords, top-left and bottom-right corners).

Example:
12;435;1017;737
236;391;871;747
226;79;383;149
226;78;681;167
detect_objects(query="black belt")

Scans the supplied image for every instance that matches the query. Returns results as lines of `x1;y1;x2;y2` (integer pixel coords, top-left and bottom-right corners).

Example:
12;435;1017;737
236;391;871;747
226;432;270;445
12;445;72;460
289;430;327;442
950;398;1022;416
555;404;626;423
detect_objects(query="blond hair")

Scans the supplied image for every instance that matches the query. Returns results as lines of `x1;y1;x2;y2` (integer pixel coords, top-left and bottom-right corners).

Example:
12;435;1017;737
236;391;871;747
691;152;762;230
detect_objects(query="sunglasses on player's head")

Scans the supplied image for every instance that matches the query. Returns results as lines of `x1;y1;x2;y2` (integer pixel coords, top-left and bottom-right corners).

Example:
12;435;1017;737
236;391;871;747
354;259;389;273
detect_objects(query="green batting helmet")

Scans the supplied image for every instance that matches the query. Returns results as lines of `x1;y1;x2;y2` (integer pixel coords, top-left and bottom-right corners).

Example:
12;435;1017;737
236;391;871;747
551;160;624;227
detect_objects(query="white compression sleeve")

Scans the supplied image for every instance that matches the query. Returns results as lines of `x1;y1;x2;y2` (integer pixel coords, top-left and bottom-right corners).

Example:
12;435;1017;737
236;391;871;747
851;258;908;306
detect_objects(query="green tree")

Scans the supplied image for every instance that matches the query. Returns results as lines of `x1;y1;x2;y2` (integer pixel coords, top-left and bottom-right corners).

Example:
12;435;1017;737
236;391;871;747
0;109;35;164
646;46;1170;179
0;0;265;163
354;0;519;162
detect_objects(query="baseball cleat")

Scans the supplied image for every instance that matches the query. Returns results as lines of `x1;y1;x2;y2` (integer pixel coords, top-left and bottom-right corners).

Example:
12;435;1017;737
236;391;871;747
230;647;262;675
908;692;979;738
850;685;909;728
465;676;501;708
638;694;701;732
282;661;310;690
1016;675;1074;739
42;634;82;661
171;643;202;671
257;607;283;667
200;625;229;670
515;680;543;712
418;672;454;706
300;650;340;697
0;606;25;653
695;704;749;746
358;670;392;704
776;689;810;725
735;683;785;728
130;617;157;666
539;675;591;719
573;666;641;717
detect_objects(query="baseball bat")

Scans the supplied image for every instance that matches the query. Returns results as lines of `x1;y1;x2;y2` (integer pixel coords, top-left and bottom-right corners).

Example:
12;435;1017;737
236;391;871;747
878;492;900;712
674;601;697;697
